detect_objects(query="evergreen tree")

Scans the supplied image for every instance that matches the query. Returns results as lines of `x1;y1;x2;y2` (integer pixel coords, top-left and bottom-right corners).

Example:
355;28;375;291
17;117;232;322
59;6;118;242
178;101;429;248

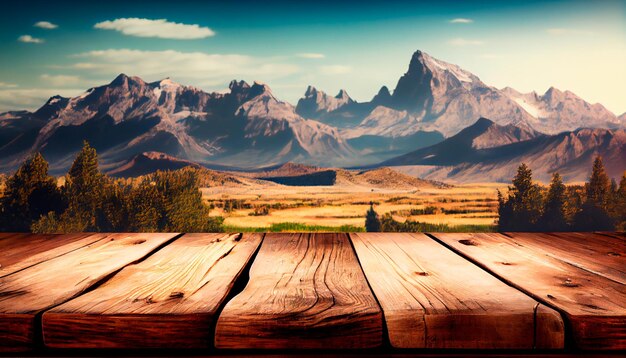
0;153;63;231
574;156;614;231
586;156;611;209
538;172;568;231
96;182;130;231
63;141;107;231
149;168;223;232
611;172;626;230
127;182;164;232
496;189;513;230
365;202;381;232
498;163;543;231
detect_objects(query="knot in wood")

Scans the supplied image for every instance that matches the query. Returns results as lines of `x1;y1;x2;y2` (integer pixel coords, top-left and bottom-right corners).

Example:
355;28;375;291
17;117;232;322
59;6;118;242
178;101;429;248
170;291;185;299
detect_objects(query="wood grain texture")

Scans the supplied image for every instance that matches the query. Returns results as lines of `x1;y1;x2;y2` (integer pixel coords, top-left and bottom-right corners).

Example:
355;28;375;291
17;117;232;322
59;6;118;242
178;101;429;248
505;232;625;284
0;232;178;351
350;233;564;349
0;233;104;277
214;233;382;349
0;233;31;241
42;233;262;349
431;233;626;350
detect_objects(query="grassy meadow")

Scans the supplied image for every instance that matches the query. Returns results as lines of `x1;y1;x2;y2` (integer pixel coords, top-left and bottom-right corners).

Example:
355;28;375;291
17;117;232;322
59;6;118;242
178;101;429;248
203;182;505;232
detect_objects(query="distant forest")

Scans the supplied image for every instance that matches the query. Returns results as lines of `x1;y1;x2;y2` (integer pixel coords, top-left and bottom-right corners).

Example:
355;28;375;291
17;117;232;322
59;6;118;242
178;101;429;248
0;141;624;233
366;158;626;232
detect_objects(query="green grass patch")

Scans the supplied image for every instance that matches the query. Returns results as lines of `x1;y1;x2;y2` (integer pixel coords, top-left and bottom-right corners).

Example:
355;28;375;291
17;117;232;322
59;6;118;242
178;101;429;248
223;222;366;233
223;221;495;233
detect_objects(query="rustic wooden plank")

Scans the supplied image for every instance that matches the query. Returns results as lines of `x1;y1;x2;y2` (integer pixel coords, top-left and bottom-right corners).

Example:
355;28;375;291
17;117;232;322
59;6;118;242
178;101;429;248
431;233;626;350
0;232;178;351
0;233;105;277
505;232;625;284
42;233;261;349
596;232;626;241
350;232;564;349
0;233;31;241
214;233;383;349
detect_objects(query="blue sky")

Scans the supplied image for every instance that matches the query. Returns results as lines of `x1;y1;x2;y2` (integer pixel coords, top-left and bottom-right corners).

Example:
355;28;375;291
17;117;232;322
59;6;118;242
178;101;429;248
1;0;625;114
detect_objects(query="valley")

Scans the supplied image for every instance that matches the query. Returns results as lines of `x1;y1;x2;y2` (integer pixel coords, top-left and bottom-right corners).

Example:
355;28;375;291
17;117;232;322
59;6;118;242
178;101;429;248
199;167;503;231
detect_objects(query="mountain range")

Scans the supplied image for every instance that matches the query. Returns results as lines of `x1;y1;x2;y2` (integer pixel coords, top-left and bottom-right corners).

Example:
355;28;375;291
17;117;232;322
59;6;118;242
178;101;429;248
0;50;624;182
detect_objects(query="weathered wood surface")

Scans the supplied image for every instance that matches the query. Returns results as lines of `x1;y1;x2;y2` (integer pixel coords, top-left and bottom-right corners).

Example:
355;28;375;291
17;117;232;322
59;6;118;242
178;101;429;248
431;233;626;350
0;233;32;240
215;233;383;349
596;231;626;241
0;233;104;277
350;233;564;349
0;232;178;351
505;232;625;284
42;233;262;348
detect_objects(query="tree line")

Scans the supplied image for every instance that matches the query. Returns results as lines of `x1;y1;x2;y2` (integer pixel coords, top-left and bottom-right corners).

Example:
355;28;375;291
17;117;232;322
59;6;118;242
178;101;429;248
365;157;625;232
498;158;625;231
0;141;223;233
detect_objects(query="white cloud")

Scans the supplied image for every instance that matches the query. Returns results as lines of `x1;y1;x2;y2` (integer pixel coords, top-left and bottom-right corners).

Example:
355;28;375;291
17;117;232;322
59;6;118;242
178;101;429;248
94;18;215;39
40;74;81;86
448;38;484;46
66;49;299;87
18;35;44;44
0;82;18;88
297;53;325;59
450;18;473;24
319;65;352;75
34;21;58;29
0;88;83;112
546;28;593;35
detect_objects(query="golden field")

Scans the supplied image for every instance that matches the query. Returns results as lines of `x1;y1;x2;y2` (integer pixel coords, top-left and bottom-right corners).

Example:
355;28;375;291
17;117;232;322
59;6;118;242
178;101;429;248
202;182;506;231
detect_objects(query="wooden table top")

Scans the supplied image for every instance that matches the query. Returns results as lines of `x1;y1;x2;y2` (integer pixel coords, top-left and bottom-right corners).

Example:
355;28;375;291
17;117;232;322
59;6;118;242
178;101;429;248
0;232;623;354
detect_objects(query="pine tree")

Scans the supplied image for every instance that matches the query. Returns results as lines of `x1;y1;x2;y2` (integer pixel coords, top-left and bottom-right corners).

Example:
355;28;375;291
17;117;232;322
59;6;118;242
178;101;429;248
127;182;164;232
538;172;568;231
574;156;614;231
61;141;107;231
0;153;63;231
365;202;381;232
612;172;626;230
498;163;543;231
497;189;513;230
586;156;611;209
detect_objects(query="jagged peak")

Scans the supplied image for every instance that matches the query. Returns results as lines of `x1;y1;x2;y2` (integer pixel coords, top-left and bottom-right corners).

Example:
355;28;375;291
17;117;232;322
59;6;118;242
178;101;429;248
372;85;391;103
335;89;350;100
407;50;428;73
473;117;495;127
156;77;179;87
110;73;145;87
377;85;391;96
229;79;250;92
304;85;319;97
544;86;563;97
246;81;275;100
45;94;67;104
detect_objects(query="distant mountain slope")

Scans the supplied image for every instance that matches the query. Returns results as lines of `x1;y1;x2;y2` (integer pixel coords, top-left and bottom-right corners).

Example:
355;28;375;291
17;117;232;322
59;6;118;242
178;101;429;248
1;49;623;179
0;75;355;173
264;167;448;189
501;87;621;134
295;86;354;119
383;119;626;182
246;162;321;178
107;151;202;177
382;118;544;166
297;50;624;137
